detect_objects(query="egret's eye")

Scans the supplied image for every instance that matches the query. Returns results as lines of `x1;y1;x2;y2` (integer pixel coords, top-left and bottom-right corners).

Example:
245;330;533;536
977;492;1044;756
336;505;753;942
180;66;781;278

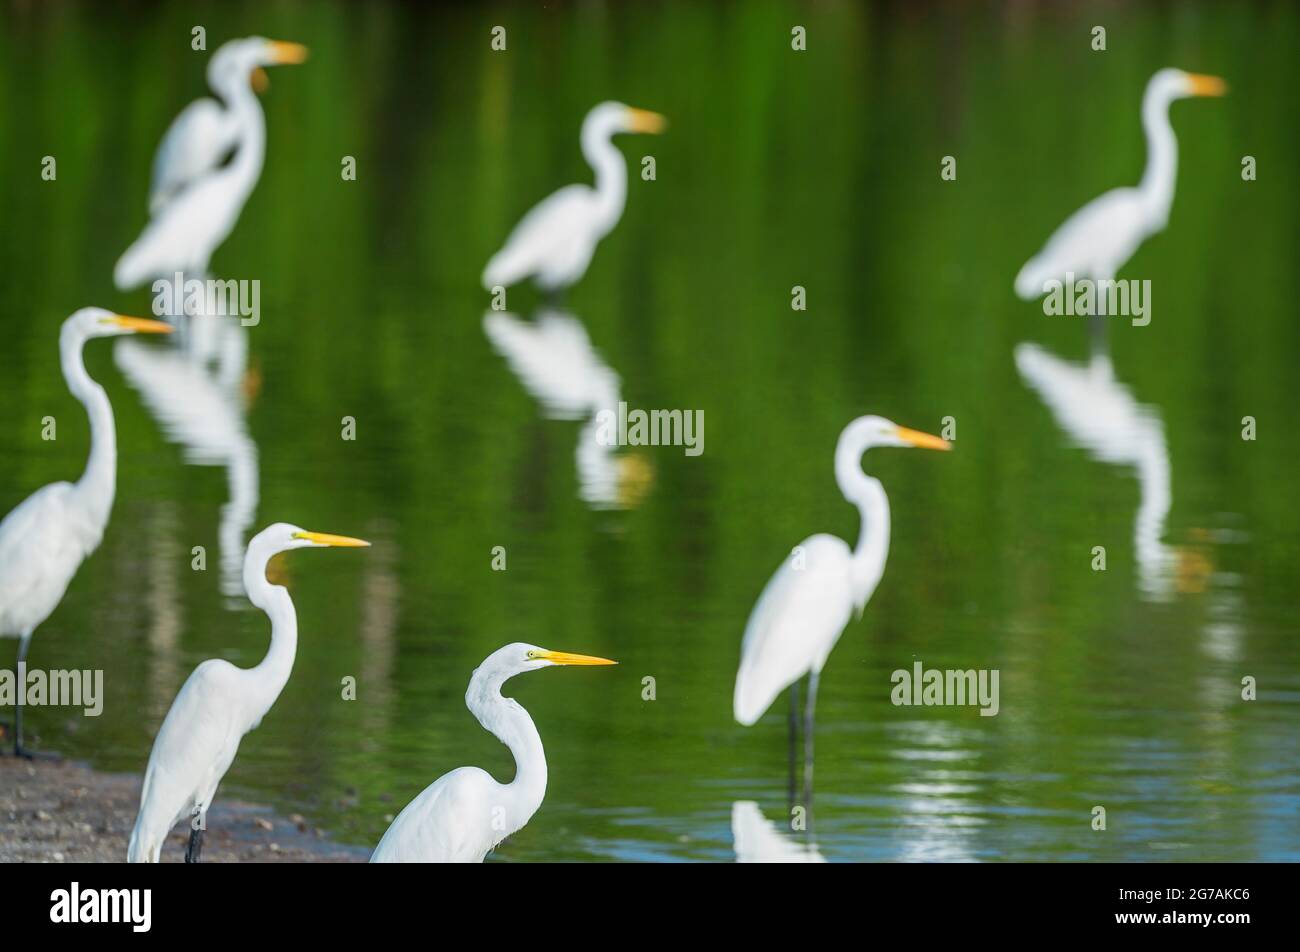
526;649;540;660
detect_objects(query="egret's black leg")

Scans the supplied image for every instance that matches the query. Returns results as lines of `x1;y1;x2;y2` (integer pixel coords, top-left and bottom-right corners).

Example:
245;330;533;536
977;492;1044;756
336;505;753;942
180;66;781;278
542;284;568;309
185;819;205;864
12;633;38;759
803;669;820;791
1088;311;1108;359
12;634;28;757
0;638;15;749
786;680;801;806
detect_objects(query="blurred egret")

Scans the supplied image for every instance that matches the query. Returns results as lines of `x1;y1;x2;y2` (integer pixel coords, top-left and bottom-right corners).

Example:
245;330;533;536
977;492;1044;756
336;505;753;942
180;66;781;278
482;102;666;292
0;310;172;757
114;38;308;291
371;643;616;863
128;523;368;862
1014;69;1226;299
734;416;950;773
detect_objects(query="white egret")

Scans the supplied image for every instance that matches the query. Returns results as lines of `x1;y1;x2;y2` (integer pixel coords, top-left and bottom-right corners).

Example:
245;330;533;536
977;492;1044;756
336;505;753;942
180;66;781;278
733;417;950;772
128;523;368;863
1014;69;1226;300
113;38;308;291
482;102;666;292
0;310;172;757
371;643;616;863
483;309;653;508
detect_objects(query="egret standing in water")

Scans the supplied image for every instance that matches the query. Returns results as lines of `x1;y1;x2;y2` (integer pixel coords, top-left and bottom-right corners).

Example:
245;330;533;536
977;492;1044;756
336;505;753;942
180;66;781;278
482;102;666;293
371;644;616;863
128;524;368;862
0;310;172;757
734;417;950;777
1015;69;1226;300
114;38;309;291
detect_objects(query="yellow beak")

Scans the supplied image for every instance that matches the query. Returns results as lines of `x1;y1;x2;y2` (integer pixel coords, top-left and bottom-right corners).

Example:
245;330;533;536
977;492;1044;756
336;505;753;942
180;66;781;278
269;41;309;65
251;67;270;93
537;650;618;666
1187;73;1227;97
626;107;668;134
896;426;952;451
292;530;370;547
106;315;173;334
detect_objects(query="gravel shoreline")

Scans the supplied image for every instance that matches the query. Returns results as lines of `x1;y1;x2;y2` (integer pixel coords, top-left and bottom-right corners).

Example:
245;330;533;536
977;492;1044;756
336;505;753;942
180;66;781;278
0;755;368;863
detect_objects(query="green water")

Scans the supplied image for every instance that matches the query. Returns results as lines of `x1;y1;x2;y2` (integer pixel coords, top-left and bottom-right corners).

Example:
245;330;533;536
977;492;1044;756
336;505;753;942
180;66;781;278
1;2;1297;861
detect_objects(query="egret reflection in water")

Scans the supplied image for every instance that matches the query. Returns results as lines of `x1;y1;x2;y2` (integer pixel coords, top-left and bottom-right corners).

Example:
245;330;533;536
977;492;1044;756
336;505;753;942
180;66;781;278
483;309;653;509
731;800;825;863
115;316;260;605
1014;341;1196;602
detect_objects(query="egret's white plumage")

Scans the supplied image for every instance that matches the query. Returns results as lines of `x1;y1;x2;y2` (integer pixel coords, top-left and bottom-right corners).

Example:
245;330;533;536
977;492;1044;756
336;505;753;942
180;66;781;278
734;416;950;728
482;102;666;292
128;523;367;863
734;533;856;727
371;643;616;863
1015;68;1226;299
0;309;172;756
114;38;307;291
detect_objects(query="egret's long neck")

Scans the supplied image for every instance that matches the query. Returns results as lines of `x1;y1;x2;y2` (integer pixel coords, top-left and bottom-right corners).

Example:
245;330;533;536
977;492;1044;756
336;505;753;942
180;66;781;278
1138;87;1178;228
242;543;298;712
61;328;116;529
466;674;547;833
835;444;891;612
221;76;267;209
582;123;627;236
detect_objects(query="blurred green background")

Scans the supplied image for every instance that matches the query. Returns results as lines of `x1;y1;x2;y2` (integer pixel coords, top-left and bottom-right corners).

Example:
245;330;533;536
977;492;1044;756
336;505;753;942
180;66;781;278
0;0;1296;860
